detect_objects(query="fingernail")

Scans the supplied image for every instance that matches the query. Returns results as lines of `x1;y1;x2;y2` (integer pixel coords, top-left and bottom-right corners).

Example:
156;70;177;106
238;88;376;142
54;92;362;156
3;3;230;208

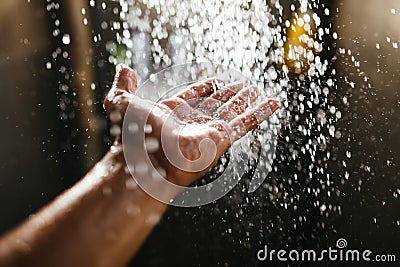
267;99;281;113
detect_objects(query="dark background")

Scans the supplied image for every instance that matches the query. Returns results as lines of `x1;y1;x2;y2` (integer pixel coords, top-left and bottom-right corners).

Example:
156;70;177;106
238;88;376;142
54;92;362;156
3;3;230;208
0;1;399;266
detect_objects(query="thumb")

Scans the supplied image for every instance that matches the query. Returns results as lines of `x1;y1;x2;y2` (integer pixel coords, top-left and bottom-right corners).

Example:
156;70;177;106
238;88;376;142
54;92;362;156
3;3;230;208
112;64;137;94
104;64;137;125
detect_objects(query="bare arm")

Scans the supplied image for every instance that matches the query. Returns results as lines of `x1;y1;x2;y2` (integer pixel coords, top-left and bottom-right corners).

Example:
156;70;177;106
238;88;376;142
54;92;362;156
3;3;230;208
0;149;171;267
0;65;280;267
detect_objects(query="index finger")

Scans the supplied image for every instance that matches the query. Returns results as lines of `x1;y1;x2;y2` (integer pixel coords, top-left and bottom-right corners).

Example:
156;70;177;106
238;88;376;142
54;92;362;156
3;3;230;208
228;98;281;142
172;78;226;101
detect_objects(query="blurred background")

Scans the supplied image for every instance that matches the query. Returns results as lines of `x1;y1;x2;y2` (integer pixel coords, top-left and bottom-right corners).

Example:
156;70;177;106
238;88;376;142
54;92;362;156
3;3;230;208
0;0;399;266
0;0;118;234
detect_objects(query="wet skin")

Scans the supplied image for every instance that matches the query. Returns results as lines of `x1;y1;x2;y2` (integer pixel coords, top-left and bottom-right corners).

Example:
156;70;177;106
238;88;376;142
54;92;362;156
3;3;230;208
104;64;281;187
0;65;280;267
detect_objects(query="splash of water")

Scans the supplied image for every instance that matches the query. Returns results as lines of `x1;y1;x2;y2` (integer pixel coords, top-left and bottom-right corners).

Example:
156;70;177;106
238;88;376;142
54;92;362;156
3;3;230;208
114;0;343;218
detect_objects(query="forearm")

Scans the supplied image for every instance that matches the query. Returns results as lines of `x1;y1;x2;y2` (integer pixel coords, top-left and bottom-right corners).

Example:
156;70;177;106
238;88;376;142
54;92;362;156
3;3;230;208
0;147;172;267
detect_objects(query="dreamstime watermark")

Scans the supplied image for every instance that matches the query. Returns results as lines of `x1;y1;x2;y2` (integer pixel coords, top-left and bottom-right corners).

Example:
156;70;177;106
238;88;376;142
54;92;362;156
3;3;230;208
121;62;281;207
257;238;397;263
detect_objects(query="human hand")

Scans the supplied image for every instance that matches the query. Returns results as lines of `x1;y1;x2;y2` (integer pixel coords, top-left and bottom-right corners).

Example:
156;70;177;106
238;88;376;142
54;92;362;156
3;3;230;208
104;64;281;187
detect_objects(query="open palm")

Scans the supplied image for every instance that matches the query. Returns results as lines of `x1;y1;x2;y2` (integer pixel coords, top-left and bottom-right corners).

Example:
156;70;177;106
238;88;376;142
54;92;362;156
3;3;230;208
104;64;280;187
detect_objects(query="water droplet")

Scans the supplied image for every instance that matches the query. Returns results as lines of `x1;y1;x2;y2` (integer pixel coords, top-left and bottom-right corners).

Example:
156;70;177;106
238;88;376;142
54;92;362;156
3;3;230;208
320;204;326;212
62;34;71;45
144;124;153;134
135;162;149;175
145;137;159;153
126;204;141;216
128;122;139;133
110;125;121;136
109;111;122;123
146;213;161;225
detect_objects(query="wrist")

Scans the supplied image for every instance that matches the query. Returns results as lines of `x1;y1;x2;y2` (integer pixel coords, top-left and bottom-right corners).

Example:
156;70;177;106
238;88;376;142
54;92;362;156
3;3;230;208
99;143;180;204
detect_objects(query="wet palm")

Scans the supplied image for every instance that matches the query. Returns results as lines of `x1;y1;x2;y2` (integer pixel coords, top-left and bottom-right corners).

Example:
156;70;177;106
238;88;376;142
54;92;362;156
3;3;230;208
104;64;280;186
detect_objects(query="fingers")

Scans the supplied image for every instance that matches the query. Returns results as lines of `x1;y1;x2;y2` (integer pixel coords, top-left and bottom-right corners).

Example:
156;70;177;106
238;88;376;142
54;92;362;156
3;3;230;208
216;85;260;121
208;81;246;102
196;81;247;113
172;78;226;102
159;97;202;121
159;97;187;111
228;98;281;142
